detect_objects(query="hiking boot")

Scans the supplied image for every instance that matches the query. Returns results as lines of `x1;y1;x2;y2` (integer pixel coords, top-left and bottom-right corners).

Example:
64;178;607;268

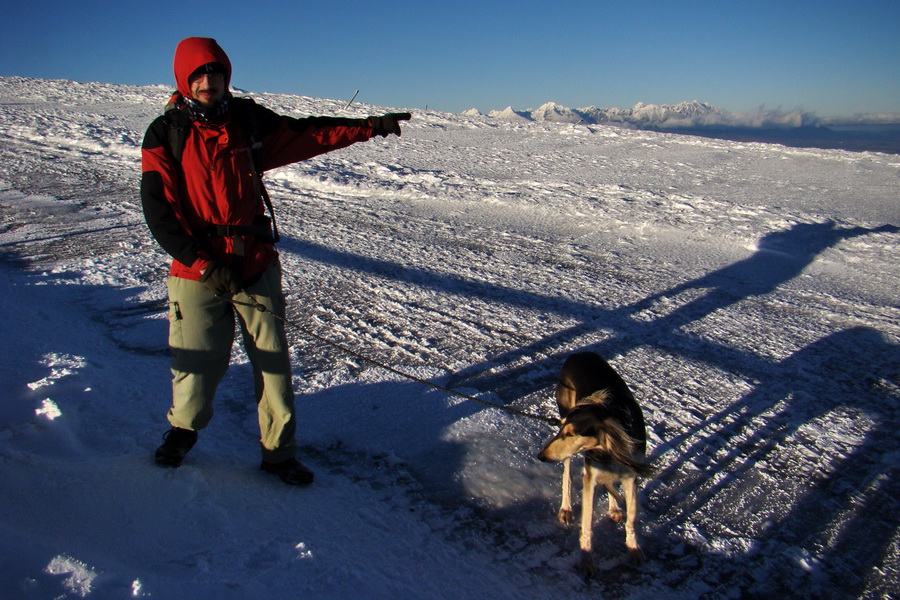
154;427;198;467
261;457;314;486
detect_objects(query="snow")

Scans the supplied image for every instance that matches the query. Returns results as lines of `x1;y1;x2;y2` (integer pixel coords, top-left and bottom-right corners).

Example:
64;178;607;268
1;75;898;599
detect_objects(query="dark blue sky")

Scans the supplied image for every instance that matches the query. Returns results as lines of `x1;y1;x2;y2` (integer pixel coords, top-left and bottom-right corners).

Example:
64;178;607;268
2;0;898;116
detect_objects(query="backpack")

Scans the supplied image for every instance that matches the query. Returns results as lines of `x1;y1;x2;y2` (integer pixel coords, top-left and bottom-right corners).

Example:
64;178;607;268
163;96;280;243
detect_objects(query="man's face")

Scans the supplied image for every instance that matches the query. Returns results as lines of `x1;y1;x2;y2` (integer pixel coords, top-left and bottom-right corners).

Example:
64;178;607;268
189;71;225;108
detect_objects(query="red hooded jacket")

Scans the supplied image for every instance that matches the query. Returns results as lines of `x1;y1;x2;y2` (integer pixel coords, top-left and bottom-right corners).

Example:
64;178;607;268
141;37;377;282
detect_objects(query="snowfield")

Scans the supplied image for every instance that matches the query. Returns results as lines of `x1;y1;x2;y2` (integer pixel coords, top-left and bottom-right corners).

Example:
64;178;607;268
0;76;898;599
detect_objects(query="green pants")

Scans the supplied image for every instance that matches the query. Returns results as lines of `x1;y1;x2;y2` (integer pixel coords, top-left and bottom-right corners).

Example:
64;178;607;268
165;262;296;462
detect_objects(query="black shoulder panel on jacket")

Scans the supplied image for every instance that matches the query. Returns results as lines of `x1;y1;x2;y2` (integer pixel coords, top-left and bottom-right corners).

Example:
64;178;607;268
230;97;282;141
141;115;169;151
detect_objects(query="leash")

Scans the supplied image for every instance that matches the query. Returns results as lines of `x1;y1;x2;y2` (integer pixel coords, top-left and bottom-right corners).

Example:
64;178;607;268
223;293;561;427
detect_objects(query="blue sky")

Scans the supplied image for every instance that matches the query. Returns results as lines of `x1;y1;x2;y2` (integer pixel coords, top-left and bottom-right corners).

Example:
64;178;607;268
2;0;898;117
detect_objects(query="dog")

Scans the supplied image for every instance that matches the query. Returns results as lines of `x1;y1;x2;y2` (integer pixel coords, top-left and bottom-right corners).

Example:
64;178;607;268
538;351;652;576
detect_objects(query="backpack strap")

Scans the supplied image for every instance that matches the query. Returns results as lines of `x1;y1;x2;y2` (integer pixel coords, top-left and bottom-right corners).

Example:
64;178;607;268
230;98;280;243
252;153;280;243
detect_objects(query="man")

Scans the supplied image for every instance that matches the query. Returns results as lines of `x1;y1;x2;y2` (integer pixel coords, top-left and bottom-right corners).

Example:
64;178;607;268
141;37;410;485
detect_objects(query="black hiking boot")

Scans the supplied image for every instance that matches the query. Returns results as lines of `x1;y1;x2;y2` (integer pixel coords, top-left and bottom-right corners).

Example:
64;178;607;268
261;457;314;486
154;427;198;467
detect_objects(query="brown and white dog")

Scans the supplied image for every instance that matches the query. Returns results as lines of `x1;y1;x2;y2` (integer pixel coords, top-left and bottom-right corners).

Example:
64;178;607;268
538;352;652;575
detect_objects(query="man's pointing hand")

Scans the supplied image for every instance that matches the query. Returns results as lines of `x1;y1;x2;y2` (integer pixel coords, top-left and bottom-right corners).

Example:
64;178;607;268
369;112;412;137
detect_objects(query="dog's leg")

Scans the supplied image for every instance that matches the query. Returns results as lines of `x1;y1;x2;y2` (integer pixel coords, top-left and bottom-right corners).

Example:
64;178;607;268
622;475;644;565
578;463;598;576
558;457;574;525
603;482;626;523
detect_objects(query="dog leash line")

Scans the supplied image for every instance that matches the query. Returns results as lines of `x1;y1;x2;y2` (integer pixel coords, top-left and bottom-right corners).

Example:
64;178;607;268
223;293;561;427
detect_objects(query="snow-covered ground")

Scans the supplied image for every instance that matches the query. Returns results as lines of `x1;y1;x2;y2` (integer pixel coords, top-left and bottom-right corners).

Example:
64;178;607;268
0;76;897;599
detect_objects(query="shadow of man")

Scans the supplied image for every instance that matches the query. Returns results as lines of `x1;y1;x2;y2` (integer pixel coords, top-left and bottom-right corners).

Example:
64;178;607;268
647;326;899;598
450;221;896;405
628;221;896;334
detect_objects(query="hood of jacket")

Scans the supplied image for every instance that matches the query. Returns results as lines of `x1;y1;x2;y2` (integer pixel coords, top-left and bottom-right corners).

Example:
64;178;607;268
173;37;232;100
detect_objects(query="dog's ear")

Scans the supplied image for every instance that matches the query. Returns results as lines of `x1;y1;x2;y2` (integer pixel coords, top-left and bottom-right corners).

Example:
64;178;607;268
583;389;611;405
598;418;635;460
598;418;654;476
559;423;576;438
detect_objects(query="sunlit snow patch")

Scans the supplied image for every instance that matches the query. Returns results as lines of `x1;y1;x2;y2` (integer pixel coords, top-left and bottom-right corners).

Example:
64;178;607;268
27;353;88;391
45;555;98;597
35;398;62;420
295;542;314;560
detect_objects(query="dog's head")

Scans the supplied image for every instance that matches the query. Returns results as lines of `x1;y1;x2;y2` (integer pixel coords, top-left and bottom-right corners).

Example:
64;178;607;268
538;404;651;477
538;405;618;462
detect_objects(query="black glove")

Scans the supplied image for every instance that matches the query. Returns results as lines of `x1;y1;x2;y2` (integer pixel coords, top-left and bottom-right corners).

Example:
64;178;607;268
368;113;412;137
199;261;242;296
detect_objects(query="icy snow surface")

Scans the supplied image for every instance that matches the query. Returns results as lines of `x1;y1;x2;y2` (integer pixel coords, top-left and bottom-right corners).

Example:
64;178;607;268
0;76;898;599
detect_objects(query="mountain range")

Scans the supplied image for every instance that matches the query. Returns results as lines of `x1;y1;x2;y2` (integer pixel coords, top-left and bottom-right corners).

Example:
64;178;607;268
464;101;900;153
464;100;900;129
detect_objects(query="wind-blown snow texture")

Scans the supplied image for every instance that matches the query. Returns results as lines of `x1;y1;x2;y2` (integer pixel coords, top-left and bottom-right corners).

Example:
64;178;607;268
0;76;898;599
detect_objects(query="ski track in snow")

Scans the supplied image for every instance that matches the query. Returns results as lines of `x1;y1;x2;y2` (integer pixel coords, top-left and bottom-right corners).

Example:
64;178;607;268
0;76;898;599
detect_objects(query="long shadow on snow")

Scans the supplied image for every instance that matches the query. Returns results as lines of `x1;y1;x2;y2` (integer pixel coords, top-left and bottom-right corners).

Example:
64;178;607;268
466;221;897;596
0;223;137;250
453;221;896;397
277;221;892;406
645;326;898;599
278;220;897;595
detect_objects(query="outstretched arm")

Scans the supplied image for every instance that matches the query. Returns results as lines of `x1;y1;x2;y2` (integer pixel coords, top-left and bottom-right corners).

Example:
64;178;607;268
252;101;412;170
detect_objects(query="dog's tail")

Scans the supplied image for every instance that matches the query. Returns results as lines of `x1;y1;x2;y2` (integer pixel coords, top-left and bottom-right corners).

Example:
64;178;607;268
582;389;611;405
599;418;655;478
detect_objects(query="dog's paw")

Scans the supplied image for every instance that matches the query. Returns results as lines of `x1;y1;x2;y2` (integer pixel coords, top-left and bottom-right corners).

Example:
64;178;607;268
557;508;574;525
626;546;645;566
608;508;625;523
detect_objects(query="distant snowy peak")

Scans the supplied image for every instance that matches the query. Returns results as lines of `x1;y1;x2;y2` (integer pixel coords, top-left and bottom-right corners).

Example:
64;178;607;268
476;100;826;129
487;106;532;122
529;102;583;123
630;100;724;123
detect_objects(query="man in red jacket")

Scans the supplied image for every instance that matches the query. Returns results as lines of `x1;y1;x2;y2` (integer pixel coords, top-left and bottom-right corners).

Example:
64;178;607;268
141;37;410;485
